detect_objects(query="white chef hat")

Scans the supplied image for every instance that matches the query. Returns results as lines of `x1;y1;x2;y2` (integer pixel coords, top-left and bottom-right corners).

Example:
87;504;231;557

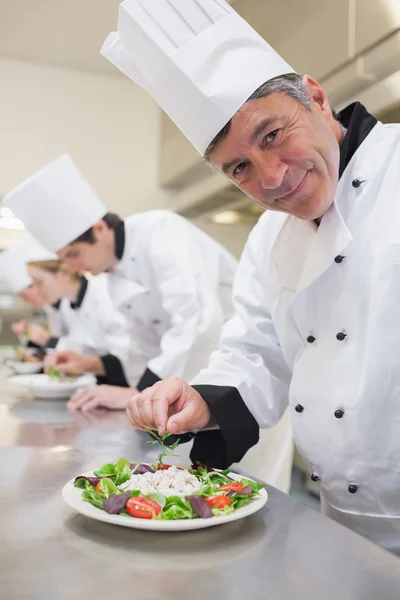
4;155;107;252
0;233;55;293
101;0;294;155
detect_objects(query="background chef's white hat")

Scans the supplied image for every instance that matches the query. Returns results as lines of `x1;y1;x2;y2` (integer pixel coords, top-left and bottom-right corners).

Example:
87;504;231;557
101;0;294;155
0;233;56;293
3;155;107;252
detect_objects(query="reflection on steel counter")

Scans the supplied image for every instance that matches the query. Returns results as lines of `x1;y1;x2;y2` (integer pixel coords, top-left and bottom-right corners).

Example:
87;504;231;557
0;388;400;599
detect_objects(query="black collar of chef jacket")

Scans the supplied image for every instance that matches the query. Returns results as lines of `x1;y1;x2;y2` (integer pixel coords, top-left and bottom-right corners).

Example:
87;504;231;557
70;276;88;310
337;102;377;179
114;220;126;261
51;300;61;310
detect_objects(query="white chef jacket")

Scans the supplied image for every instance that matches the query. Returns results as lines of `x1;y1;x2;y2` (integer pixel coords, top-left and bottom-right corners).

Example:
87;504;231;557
44;301;68;344
107;210;238;387
51;274;140;385
191;104;400;551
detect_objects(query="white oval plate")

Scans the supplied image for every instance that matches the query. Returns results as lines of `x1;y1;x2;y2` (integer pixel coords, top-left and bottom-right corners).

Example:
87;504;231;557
9;373;96;399
7;360;43;375
62;469;268;532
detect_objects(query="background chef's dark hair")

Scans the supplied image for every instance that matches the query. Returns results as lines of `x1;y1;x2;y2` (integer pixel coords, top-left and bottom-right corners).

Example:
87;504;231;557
204;73;339;161
73;212;123;244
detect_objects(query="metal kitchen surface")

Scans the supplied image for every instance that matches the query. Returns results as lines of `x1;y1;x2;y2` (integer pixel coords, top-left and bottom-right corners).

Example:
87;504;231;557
0;384;400;599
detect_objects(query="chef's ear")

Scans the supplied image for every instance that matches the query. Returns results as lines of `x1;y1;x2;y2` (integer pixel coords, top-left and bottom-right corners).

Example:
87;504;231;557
91;220;108;240
303;75;332;121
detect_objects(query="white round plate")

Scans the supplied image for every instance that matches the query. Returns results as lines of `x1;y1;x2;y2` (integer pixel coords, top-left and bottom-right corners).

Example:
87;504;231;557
62;469;268;531
7;360;43;375
9;373;96;399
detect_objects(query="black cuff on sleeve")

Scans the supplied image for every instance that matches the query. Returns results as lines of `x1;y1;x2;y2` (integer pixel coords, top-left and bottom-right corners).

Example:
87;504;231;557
27;341;41;349
137;367;161;392
190;385;259;470
46;337;59;349
100;354;129;387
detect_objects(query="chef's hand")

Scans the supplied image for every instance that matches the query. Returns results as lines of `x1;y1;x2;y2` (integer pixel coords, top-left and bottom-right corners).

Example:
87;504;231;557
12;320;29;336
68;385;138;412
27;324;50;347
127;377;212;436
44;350;105;377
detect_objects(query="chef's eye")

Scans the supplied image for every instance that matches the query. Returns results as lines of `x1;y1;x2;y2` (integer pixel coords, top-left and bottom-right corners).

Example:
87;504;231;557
233;161;249;178
263;129;279;145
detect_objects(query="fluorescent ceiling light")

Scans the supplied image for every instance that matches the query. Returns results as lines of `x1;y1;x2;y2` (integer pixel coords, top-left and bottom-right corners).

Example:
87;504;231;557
0;205;25;230
0;217;25;230
0;206;13;218
211;210;241;224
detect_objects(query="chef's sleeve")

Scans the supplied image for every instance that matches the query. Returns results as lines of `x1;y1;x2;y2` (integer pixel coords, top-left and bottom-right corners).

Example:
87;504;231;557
136;219;225;391
189;220;292;469
97;305;145;388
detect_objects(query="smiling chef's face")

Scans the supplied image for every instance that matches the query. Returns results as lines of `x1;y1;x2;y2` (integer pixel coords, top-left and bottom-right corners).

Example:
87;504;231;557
208;76;343;221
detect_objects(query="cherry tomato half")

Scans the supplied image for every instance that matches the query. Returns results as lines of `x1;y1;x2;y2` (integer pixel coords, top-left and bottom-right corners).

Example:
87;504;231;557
157;464;172;471
219;482;244;493
126;497;162;519
204;496;232;509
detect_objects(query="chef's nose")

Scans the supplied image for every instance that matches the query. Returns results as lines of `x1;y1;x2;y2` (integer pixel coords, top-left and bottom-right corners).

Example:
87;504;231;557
255;154;288;191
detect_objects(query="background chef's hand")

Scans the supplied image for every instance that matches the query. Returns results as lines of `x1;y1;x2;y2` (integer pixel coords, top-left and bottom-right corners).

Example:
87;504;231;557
45;350;87;376
127;377;212;436
27;324;50;347
68;385;138;412
12;320;29;336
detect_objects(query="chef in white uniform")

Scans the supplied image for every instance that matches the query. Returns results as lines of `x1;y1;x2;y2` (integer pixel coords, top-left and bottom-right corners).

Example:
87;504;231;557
104;1;400;550
0;235;65;349
27;260;136;393
4;155;238;390
5;153;294;492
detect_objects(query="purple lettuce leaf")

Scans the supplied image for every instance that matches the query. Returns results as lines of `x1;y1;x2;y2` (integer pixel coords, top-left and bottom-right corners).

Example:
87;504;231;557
227;485;253;498
103;491;131;515
130;463;155;474
74;475;115;488
74;476;102;487
187;495;212;518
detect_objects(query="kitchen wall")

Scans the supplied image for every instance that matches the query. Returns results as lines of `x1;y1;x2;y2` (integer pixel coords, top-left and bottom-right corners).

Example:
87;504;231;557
0;57;169;218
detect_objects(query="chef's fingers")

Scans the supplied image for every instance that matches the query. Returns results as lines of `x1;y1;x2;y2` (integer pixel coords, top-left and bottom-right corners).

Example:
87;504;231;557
67;388;95;411
151;378;185;436
127;389;154;431
81;397;103;413
134;390;159;430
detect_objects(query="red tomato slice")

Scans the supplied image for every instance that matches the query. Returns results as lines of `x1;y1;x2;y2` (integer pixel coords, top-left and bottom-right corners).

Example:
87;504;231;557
205;496;232;509
126;497;162;519
95;481;102;493
219;482;244;493
157;463;172;471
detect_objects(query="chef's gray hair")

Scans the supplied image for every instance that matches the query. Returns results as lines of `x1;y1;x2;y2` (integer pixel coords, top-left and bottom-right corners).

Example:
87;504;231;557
204;73;312;161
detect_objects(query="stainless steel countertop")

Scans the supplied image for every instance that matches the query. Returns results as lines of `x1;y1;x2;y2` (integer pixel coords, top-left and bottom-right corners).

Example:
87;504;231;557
1;370;400;599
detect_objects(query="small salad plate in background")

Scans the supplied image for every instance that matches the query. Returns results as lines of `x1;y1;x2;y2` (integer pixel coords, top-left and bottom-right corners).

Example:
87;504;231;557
9;373;96;399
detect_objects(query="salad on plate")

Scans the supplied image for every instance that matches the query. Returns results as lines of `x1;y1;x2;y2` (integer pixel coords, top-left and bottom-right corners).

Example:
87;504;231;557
47;368;76;383
73;432;265;521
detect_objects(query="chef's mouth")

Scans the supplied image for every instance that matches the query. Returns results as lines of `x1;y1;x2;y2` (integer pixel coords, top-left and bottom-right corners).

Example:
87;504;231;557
278;172;308;203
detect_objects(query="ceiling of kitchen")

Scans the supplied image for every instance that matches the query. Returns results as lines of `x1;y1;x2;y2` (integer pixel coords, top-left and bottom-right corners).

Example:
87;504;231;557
0;0;238;76
0;0;122;76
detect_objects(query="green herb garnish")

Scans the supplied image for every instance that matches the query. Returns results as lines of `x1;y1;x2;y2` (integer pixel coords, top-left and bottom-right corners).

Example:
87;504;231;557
147;430;180;465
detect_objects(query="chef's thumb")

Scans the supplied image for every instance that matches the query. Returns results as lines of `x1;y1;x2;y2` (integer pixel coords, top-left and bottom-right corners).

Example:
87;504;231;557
166;406;194;435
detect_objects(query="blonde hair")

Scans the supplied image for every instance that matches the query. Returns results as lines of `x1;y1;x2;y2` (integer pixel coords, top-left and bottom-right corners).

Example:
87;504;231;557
28;260;81;281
